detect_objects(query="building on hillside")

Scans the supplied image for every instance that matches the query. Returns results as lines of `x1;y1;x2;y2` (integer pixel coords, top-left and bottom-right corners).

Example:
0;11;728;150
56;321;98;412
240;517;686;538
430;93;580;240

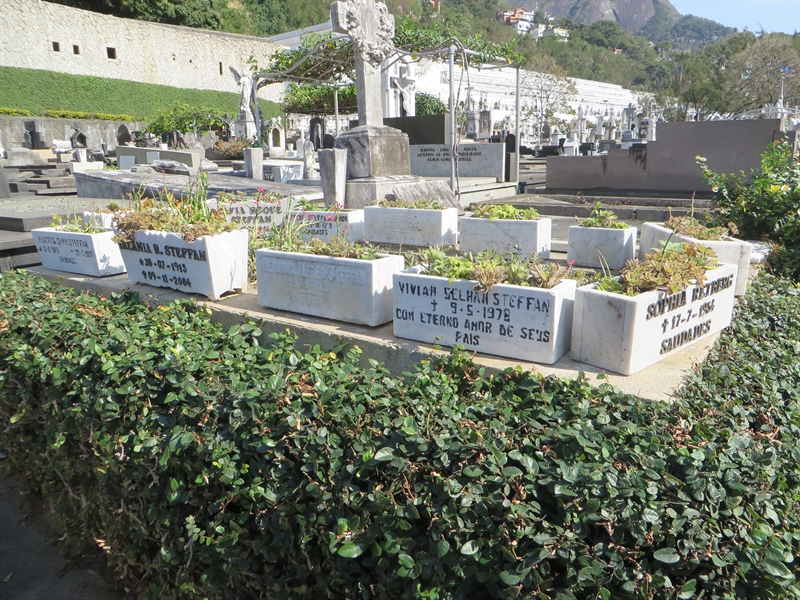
543;26;570;41
0;0;283;103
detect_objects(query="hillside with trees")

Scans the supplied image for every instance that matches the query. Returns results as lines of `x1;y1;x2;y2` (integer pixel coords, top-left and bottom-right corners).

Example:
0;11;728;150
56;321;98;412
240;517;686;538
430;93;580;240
44;0;800;119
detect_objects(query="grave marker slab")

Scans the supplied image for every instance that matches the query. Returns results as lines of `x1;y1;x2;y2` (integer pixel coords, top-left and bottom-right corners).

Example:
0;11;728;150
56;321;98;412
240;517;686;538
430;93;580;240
364;206;458;246
257;250;403;326
393;267;576;364
571;263;738;375
410;144;505;181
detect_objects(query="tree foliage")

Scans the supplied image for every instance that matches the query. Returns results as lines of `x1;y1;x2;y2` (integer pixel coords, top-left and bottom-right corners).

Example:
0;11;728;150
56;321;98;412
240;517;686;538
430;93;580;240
722;35;800;114
415;92;448;115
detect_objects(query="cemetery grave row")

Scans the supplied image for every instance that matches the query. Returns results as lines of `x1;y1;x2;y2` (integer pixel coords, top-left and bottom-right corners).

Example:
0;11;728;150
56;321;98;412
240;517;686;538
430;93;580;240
30;195;748;375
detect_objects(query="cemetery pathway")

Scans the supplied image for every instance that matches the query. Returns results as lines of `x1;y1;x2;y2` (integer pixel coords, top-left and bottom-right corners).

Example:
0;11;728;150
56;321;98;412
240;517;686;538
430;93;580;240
0;466;119;600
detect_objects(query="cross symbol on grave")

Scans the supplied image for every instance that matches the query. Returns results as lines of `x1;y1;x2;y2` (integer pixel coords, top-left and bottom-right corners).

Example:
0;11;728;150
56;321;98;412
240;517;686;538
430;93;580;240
331;0;395;127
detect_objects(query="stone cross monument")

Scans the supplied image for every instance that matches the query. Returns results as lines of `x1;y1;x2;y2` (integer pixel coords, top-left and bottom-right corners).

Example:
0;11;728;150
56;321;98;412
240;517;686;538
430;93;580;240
331;0;395;127
328;0;461;210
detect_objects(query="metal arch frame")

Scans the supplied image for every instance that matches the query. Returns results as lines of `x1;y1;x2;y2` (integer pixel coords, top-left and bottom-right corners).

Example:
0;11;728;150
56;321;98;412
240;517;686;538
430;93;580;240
252;33;521;195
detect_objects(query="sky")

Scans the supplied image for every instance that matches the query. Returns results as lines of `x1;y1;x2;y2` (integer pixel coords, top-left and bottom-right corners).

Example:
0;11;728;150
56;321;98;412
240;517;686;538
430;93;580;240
670;0;800;34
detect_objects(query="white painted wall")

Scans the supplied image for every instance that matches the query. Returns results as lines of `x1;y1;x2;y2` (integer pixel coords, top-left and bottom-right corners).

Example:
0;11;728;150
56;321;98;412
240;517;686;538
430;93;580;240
413;58;642;142
0;0;283;102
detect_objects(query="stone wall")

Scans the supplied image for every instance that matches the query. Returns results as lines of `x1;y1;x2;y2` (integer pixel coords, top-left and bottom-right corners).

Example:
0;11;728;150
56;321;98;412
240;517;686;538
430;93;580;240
0;0;283;103
1;116;147;151
545;119;787;195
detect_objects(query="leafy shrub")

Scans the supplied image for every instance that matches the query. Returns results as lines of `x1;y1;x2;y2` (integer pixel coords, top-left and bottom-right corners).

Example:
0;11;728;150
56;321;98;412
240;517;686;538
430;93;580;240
145;104;224;136
414;247;582;289
114;174;234;242
378;197;445;209
578;201;630;229
3;271;800;599
283;83;358;114
0;107;32;116
213;137;255;159
597;241;718;295
471;204;540;220
43;109;134;121
415;92;448;116
698;142;800;279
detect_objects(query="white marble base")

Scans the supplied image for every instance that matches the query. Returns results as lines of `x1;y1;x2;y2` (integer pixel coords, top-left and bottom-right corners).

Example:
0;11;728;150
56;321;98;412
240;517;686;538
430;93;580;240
638;222;752;296
68;161;105;174
567;226;637;270
364;206;458;247
32;227;126;277
209;198;293;229
571;263;738;375
288;210;365;242
459;217;551;257
118;229;248;301
393;267;576;364
256;250;404;326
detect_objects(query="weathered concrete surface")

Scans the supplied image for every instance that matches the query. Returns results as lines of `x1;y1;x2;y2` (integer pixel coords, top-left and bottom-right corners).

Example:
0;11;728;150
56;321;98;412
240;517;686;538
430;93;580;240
546;120;789;195
0;466;119;600
74;170;324;201
28;266;718;403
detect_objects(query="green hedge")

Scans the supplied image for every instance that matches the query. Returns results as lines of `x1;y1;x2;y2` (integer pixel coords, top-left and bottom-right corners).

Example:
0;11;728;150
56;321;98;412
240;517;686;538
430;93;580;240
0;67;282;122
1;270;799;599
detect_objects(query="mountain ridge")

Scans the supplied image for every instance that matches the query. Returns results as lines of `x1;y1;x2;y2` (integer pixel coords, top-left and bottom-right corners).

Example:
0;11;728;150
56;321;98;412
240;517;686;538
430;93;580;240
519;0;682;34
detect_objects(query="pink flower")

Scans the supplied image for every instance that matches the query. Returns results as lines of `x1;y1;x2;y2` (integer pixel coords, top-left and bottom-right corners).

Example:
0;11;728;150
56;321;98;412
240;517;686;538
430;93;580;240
257;188;265;193
326;215;336;221
567;260;575;267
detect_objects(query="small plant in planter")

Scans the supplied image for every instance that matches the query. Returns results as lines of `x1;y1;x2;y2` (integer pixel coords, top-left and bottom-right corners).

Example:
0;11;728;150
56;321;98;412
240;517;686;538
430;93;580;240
394;249;580;364
639;207;753;296
255;218;404;326
567;202;636;270
364;197;458;247
31;207;127;277
114;175;249;301
460;203;552;257
572;241;738;375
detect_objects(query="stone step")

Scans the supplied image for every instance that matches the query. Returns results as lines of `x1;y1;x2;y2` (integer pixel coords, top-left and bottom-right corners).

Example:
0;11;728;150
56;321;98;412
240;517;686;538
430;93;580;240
10;182;48;193
35;187;77;196
44;177;78;189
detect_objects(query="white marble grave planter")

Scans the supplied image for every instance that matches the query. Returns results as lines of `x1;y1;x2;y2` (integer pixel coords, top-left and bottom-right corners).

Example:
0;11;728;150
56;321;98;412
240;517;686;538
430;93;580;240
364;206;458;247
209;199;286;230
567;225;637;270
393;267;576;364
288;210;365;242
256;250;404;326
638;222;752;296
118;229;249;301
32;227;126;277
571;263;738;376
459;217;551;257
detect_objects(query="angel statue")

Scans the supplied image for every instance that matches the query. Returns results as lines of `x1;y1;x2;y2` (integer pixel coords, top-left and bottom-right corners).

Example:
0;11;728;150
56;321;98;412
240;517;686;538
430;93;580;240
229;66;253;118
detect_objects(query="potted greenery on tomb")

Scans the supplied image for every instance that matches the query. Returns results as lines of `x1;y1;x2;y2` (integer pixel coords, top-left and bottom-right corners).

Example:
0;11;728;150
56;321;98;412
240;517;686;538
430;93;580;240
114;175;249;300
567;202;637;270
255;218;404;326
31;208;127;277
394;248;579;364
364;198;458;247
460;203;551;257
571;241;737;375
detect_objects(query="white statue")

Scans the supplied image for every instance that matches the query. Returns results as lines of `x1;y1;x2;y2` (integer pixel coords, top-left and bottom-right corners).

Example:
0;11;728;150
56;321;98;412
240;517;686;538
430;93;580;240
229;66;253;118
303;137;317;179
